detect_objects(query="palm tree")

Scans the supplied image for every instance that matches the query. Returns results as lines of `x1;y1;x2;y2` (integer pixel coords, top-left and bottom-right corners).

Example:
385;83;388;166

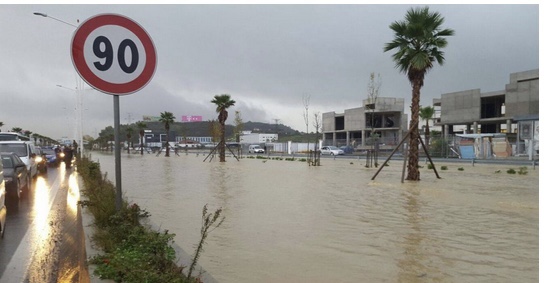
419;106;435;150
384;6;454;181
211;94;236;162
0;122;4;132
125;126;133;154
159;111;175;157
136;121;147;155
12;127;22;134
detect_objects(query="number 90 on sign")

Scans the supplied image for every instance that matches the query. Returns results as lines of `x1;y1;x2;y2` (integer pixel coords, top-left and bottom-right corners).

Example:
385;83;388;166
85;25;146;84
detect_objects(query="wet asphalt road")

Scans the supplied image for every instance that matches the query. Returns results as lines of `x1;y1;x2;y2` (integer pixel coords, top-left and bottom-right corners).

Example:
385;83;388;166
0;163;89;283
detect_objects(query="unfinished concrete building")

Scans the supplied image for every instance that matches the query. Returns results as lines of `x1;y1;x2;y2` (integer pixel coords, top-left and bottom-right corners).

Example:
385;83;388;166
434;69;539;157
322;97;408;151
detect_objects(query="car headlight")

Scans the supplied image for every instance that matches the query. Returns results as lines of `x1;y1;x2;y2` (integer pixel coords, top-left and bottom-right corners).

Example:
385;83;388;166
35;156;43;162
59;152;65;158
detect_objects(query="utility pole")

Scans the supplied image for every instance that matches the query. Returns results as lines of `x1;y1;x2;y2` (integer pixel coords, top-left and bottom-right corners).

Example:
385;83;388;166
273;118;281;140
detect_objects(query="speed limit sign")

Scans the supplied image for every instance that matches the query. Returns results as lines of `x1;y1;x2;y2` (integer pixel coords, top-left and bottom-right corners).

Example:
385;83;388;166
71;14;157;95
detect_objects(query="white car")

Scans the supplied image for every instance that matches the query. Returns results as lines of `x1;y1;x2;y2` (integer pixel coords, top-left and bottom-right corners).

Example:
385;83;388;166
248;145;265;153
320;146;344;156
0;141;38;178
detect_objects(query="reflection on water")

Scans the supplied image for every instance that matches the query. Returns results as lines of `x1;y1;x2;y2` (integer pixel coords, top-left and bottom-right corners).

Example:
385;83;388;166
32;176;52;243
92;152;539;283
67;172;80;213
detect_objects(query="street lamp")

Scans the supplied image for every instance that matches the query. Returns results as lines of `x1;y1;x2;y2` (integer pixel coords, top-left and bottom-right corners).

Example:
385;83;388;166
35;12;87;158
57;84;92;158
33;12;78;28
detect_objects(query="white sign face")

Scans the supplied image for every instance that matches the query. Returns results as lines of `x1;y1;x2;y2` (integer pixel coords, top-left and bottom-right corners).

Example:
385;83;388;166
71;14;156;95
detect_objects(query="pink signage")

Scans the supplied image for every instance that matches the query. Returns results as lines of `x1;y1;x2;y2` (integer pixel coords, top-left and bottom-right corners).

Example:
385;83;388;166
181;115;203;122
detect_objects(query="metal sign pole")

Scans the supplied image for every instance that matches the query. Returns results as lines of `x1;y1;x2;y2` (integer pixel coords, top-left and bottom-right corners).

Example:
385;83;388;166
114;95;122;211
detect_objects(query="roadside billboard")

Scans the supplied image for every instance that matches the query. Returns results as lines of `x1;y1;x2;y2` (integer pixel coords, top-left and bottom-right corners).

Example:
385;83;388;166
143;115;161;122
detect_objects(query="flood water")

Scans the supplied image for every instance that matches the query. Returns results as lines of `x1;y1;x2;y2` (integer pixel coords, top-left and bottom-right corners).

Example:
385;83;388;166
90;151;539;283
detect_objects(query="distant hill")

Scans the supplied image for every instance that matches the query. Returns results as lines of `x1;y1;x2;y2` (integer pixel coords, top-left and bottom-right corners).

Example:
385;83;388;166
130;121;300;138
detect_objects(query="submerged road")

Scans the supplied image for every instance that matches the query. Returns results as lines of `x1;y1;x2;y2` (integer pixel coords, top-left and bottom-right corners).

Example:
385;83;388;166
0;163;89;283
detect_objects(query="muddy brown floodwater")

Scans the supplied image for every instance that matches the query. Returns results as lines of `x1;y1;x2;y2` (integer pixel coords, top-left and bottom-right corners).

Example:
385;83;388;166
92;152;538;283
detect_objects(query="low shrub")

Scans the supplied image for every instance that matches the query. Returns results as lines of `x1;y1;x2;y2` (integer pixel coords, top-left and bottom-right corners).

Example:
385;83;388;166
458;167;464;171
507;168;516;174
440;166;448;170
518;166;528;175
77;156;201;283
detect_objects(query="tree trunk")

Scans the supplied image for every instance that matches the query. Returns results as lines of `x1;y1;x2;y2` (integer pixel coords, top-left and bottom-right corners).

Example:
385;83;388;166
219;122;226;162
165;127;170;157
406;80;422;181
140;134;144;155
425;120;430;151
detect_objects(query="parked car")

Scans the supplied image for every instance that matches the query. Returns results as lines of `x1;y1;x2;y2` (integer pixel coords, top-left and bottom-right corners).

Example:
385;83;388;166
1;152;31;201
0;155;6;237
320;146;345;156
0;141;38;179
340;145;355;154
35;146;48;174
248;145;265;153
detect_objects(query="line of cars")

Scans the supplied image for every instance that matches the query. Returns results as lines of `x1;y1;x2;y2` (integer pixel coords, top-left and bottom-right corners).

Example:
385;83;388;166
0;139;67;238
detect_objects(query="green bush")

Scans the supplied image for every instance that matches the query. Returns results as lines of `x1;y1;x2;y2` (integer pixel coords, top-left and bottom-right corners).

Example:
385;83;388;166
458;167;464;171
440;166;448;170
518;167;528;175
77;157;197;283
507;168;516;174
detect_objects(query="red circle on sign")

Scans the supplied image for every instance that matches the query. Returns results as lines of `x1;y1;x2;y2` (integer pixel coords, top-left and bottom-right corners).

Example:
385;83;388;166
71;14;156;95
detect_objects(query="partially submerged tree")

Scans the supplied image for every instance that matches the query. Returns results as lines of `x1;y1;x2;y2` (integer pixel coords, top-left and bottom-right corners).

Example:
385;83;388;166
125;126;133;154
211;94;236;162
419;106;435;151
384;6;454;180
311;111;322;166
302;94;311;156
366;72;382;167
136;121;147;155
159;111;175;157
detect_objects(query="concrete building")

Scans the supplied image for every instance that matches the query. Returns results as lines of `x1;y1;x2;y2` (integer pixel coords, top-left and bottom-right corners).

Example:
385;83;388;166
240;133;278;144
434;69;538;135
434;69;539;157
322;97;408;150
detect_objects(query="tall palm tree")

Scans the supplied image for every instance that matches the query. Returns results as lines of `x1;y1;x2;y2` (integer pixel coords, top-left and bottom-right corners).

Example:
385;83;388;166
0;122;4;132
125;126;133;154
159;111;175;157
384;6;454;181
12;127;22;134
419;106;435;150
211;94;236;162
136;121;147;155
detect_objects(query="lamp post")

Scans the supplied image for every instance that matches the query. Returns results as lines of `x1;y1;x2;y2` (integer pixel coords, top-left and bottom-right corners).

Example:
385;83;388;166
33;12;77;28
34;12;87;158
57;85;91;158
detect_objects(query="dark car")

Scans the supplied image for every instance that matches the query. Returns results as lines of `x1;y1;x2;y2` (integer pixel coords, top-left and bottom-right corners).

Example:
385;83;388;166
35;146;48;174
1;152;31;200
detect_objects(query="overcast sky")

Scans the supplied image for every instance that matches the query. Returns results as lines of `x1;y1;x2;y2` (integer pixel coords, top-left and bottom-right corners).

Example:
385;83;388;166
0;4;540;140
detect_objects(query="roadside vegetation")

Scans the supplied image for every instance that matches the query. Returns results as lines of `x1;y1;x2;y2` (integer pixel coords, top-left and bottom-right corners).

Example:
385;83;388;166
77;156;221;283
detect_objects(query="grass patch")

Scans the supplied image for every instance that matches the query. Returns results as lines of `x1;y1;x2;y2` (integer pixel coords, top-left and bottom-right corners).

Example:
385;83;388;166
77;156;207;283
